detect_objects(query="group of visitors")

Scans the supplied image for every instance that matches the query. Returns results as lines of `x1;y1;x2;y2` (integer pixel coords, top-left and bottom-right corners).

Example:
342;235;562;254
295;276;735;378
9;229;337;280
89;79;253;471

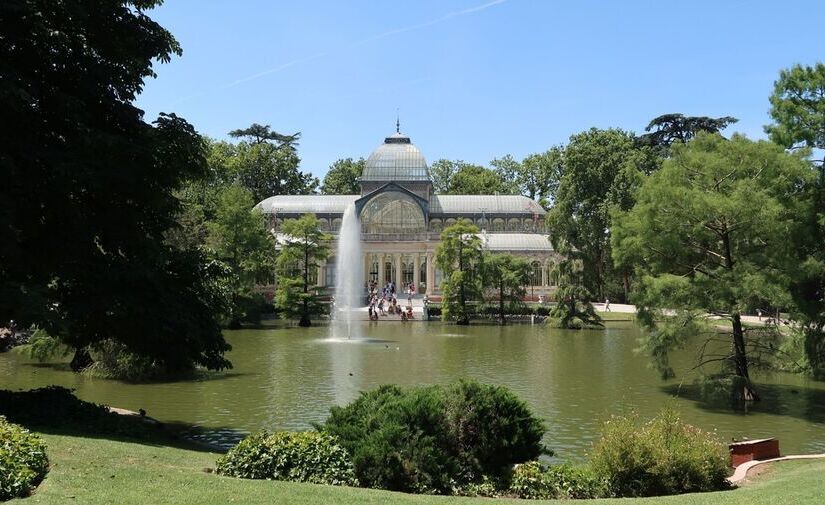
367;280;417;321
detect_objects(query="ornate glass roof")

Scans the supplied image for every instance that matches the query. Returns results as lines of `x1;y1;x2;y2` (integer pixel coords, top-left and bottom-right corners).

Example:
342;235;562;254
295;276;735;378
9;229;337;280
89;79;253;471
482;233;553;251
257;195;357;214
431;195;546;215
361;132;430;181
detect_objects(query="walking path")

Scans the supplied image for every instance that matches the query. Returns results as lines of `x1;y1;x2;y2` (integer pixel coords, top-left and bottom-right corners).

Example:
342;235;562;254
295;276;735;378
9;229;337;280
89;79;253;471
594;303;779;327
728;453;825;483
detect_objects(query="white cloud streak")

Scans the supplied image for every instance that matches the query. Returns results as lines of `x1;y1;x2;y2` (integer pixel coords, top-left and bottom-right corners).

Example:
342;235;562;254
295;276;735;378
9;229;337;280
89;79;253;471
171;0;507;105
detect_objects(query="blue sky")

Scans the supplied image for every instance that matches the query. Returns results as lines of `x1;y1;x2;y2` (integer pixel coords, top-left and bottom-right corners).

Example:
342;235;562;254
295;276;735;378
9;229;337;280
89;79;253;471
136;0;825;180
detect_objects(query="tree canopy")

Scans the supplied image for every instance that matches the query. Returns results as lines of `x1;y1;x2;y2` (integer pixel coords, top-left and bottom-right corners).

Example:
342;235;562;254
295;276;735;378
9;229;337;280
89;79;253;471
320;158;365;194
229;123;301;150
766;63;825;164
446;163;513;195
0;0;230;371
612;132;816;401
636;113;738;149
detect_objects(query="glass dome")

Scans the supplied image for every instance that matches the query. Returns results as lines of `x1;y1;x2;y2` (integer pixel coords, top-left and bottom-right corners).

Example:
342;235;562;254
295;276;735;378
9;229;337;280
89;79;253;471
361;132;430;181
360;191;426;234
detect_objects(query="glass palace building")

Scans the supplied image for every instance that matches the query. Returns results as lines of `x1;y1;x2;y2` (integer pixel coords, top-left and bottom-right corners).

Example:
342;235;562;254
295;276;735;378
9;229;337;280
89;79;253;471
257;129;558;296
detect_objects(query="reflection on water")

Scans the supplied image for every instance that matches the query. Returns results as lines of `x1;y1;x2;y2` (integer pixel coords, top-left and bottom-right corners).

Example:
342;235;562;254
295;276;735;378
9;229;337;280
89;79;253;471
1;321;824;458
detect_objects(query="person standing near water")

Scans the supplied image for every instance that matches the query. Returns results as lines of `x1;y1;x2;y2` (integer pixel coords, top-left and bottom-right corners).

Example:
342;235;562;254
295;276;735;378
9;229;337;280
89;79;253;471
605;298;611;312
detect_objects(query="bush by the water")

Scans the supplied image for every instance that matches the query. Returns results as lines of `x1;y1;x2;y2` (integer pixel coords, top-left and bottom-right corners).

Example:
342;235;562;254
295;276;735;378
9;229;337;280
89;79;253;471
216;431;357;486
589;408;730;497
0;416;49;501
0;386;154;439
319;380;547;494
508;461;603;499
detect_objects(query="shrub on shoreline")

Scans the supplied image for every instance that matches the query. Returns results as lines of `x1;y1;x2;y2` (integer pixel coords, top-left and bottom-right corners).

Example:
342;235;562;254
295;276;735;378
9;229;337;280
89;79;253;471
0;416;49;501
216;431;357;486
589;408;730;497
319;380;547;494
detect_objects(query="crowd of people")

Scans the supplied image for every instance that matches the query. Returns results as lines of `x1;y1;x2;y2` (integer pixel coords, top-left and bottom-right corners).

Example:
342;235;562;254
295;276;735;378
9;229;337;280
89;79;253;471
367;280;416;321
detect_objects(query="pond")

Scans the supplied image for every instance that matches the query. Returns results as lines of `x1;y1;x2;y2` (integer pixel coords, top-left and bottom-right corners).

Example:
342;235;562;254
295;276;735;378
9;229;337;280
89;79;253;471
1;320;824;460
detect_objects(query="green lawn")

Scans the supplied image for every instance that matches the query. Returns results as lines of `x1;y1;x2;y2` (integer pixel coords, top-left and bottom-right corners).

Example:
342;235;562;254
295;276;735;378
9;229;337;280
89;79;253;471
11;432;825;505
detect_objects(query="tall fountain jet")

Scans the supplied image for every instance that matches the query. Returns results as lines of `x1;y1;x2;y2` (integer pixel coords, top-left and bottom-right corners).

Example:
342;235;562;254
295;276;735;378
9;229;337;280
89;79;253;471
330;204;363;340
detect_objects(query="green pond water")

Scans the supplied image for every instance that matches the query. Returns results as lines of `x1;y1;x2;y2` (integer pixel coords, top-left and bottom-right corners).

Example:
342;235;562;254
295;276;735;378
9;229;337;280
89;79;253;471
1;320;823;460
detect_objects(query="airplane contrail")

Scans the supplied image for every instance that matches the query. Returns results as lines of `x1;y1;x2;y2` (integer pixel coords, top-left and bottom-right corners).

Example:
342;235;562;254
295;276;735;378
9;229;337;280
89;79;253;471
171;0;508;104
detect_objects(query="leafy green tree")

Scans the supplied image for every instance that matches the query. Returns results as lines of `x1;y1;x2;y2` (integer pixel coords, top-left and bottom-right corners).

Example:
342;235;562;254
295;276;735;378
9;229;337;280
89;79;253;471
548;242;602;329
612;133;816;401
765;62;825;374
436;220;484;325
546;128;645;302
320;158;365;194
229;122;301;151
276;214;330;327
206;184;276;326
429;159;460;193
637;113;738;150
447;164;512;195
484;254;530;325
0;0;230;372
766;63;825;163
230;142;318;203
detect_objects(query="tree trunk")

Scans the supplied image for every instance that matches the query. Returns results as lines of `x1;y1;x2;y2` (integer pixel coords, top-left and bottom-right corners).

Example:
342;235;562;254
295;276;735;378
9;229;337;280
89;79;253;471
732;313;759;401
70;347;93;372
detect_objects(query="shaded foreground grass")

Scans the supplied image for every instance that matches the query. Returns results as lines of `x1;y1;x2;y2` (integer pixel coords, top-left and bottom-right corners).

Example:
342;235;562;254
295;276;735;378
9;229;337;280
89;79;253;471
11;433;825;504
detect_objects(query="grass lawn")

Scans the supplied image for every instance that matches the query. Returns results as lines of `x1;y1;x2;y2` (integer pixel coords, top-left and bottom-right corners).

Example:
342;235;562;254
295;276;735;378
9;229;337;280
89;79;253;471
11;432;825;505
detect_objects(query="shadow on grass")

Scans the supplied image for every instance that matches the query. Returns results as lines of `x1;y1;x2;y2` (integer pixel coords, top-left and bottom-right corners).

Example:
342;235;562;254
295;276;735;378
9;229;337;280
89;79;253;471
661;381;825;424
0;386;245;454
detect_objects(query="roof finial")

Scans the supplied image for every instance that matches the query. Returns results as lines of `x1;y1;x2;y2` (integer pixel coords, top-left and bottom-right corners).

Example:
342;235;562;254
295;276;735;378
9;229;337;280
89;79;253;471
396;108;400;134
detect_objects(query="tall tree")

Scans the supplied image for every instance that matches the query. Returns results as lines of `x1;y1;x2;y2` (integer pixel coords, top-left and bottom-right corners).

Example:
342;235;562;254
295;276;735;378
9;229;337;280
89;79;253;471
766;63;825;165
436;220;484;325
612;133;815;401
206;184;276;326
0;0;230;372
766;62;825;373
224;141;318;203
483;253;530;325
447;164;512;195
275;214;330;327
429;159;460;194
229;123;301;151
546;128;645;301
320;158;365;194
637;113;738;150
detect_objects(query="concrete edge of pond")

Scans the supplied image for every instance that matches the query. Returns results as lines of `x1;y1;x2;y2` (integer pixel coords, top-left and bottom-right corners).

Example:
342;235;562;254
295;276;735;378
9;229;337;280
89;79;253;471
728;453;825;484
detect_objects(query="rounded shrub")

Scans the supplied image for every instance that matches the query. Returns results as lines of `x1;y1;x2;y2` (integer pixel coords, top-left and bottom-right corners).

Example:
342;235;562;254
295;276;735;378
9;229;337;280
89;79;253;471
0;416;49;500
589;408;730;497
319;380;547;494
215;431;357;486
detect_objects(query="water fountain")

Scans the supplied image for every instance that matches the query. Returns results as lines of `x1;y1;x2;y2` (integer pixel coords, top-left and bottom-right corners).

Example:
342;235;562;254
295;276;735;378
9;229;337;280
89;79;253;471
330;203;363;340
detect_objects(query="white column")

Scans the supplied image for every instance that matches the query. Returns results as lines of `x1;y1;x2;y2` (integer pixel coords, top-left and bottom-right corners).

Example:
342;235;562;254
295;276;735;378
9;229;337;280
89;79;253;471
426;252;435;294
395;253;403;286
364;253;370;285
317;262;325;287
542;259;548;287
378;253;385;286
413;253;420;292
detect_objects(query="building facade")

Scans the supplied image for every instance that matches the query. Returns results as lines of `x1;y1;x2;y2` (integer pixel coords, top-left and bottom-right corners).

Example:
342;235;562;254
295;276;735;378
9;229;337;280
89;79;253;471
257;129;559;297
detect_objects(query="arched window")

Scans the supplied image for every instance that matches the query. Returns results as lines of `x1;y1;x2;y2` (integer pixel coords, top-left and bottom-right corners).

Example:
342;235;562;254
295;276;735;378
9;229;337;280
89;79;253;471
508;218;521;231
530;261;542;286
331;218;342;232
492;218;505;232
429;219;442;232
360;191;426;234
402;260;414;285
